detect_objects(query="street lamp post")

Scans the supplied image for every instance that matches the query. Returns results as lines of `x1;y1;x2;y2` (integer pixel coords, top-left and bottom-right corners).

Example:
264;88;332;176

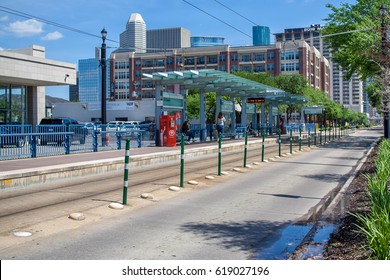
101;28;107;146
380;5;389;139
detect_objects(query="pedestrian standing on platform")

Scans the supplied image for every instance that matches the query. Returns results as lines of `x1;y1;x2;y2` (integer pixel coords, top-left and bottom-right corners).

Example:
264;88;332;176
216;112;226;137
182;120;195;144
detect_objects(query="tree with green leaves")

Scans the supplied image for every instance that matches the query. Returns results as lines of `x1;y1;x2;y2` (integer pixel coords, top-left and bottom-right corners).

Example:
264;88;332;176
322;0;389;138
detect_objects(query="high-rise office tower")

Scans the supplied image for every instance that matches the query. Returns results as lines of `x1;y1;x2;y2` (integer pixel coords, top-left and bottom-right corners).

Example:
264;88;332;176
147;27;191;52
120;13;146;53
253;26;271;46
78;49;110;103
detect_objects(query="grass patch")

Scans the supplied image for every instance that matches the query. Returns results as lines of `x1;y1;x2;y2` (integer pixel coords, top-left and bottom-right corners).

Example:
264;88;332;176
354;139;390;259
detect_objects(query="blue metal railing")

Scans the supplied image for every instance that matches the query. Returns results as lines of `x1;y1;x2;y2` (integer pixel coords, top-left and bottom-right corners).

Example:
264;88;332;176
0;124;148;160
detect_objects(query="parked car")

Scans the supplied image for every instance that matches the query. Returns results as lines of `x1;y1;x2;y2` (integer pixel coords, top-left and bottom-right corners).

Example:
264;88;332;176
0;122;27;148
121;121;140;129
106;121;124;131
38;117;87;145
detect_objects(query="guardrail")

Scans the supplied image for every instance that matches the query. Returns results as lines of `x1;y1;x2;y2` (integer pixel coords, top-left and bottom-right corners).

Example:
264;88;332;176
0;129;147;160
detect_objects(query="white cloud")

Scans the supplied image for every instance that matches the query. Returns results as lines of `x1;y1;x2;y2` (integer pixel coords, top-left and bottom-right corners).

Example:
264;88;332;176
42;31;63;41
6;19;44;37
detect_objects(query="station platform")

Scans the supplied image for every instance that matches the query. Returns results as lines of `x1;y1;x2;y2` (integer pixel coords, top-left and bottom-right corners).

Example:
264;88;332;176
0;135;281;189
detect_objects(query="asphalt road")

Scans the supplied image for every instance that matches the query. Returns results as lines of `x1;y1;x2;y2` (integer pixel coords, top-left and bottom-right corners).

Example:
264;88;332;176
0;128;382;259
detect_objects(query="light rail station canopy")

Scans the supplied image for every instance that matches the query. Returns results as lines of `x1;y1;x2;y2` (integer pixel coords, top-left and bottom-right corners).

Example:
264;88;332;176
143;69;306;105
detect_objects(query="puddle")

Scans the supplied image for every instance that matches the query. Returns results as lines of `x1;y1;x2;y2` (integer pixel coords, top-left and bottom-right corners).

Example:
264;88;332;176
256;224;312;260
299;224;337;260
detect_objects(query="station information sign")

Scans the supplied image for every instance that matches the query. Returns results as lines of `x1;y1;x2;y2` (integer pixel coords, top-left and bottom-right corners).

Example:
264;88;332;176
247;97;265;103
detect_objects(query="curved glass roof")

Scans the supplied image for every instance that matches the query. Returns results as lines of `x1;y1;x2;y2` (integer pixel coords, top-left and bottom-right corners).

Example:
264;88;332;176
143;69;307;105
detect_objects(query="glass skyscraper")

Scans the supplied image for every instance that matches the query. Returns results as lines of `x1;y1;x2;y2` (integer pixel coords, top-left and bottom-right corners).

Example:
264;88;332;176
253;26;271;46
191;36;225;47
78;57;110;103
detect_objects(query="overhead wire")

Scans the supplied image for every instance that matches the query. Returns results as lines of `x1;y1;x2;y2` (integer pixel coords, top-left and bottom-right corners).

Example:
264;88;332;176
181;0;252;39
213;0;260;26
0;4;375;53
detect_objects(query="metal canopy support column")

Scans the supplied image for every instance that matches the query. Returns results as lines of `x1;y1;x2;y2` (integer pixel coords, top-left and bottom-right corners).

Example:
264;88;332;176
242;97;247;129
268;103;273;135
155;84;163;146
200;90;206;141
216;94;221;117
252;109;257;131
231;96;236;133
181;88;187;126
260;103;266;132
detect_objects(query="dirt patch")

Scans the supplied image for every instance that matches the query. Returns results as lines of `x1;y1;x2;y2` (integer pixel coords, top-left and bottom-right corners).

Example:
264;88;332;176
321;143;379;259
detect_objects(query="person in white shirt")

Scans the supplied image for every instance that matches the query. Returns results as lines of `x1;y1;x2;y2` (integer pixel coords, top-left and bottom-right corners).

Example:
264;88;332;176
216;112;226;137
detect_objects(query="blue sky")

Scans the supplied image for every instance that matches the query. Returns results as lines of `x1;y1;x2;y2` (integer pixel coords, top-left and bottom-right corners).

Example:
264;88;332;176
0;0;355;99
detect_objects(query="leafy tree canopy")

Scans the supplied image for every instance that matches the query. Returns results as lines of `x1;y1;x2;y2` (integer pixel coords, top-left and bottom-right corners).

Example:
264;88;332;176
322;0;387;80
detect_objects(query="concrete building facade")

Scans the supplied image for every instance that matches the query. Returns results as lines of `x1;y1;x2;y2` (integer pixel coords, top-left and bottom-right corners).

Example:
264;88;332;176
0;45;76;125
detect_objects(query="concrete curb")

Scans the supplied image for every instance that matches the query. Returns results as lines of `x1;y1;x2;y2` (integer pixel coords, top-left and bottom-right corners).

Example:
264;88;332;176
0;138;274;189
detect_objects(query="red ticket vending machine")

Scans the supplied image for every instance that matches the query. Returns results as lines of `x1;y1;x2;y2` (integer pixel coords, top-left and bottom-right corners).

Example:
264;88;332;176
159;115;177;147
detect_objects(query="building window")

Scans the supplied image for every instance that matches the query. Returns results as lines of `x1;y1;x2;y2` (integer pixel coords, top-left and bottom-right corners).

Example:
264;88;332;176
241;54;252;62
241;65;252;71
267;53;274;60
143;60;153;67
267;63;274;71
115;71;129;79
115;61;129;69
219;55;226;62
219;65;227;71
281;51;298;60
208;56;218;64
197;57;205;64
254;54;265;61
231;55;238;61
254;65;265;72
156;59;165;67
186;58;195;65
231;65;238;72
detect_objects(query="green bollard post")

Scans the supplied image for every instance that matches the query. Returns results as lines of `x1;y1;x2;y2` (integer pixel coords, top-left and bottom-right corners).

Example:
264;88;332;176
180;133;185;188
122;138;130;205
243;131;248;167
308;128;311;147
289;128;293;154
218;133;222;176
